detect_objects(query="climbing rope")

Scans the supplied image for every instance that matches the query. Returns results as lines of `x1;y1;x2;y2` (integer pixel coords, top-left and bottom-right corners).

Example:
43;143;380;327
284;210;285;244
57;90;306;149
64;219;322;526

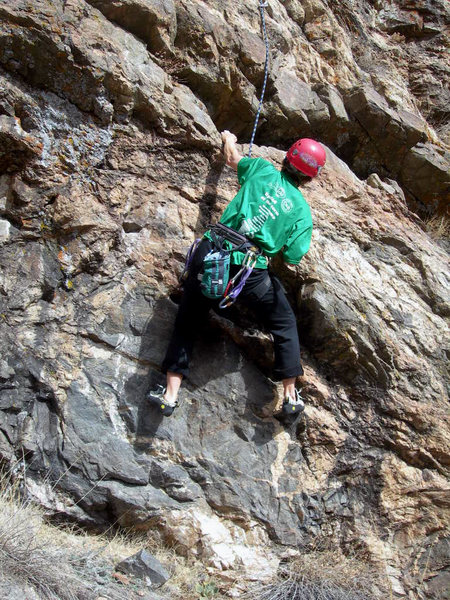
248;1;270;158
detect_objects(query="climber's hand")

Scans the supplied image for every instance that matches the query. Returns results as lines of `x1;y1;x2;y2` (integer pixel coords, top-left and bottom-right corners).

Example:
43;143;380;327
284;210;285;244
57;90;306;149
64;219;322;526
221;130;237;144
221;130;242;171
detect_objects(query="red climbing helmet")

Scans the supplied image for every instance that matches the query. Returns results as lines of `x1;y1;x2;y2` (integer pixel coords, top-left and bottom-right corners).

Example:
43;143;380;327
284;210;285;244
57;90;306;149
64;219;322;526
286;138;326;177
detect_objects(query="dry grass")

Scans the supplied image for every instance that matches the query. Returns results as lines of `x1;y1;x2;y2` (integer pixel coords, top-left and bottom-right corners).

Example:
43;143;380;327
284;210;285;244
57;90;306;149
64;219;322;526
425;214;450;240
0;477;100;599
0;460;155;599
0;464;391;600
243;547;390;600
0;465;224;600
0;466;394;600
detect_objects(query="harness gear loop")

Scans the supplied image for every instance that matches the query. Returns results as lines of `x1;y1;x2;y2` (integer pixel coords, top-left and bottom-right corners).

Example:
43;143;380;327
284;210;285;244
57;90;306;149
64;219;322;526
248;0;270;158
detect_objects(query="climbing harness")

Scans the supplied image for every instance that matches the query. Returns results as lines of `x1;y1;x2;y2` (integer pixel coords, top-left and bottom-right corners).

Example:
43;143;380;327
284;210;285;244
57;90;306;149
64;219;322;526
219;247;259;309
208;223;263;308
181;224;263;307
248;1;270;158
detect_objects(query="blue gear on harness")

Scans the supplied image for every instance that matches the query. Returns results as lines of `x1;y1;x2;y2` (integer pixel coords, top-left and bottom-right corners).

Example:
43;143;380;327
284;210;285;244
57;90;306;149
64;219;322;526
200;230;232;299
208;223;263;308
248;0;270;158
180;224;263;307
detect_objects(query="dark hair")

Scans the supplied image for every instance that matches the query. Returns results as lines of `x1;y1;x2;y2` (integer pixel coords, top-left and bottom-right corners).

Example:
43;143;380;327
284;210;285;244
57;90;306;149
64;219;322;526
281;157;312;186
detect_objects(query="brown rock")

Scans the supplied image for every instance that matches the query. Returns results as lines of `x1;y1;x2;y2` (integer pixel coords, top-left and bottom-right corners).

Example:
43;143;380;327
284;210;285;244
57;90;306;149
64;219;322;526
401;143;450;215
0;116;42;172
0;3;448;599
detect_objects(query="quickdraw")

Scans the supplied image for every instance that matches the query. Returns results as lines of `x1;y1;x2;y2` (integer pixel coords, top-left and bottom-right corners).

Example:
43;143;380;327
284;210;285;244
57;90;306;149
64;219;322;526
248;0;270;158
219;248;259;309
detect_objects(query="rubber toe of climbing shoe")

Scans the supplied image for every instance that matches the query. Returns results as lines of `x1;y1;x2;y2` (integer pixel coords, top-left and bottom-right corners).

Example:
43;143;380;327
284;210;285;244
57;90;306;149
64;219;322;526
282;390;305;415
282;401;304;415
159;401;177;416
147;386;178;416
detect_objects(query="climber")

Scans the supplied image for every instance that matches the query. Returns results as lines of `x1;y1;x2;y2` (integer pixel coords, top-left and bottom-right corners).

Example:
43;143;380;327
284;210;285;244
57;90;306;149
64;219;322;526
147;131;326;417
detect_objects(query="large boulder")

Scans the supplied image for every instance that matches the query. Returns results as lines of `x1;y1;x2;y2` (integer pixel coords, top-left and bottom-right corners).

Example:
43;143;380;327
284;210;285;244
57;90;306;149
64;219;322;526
400;142;450;215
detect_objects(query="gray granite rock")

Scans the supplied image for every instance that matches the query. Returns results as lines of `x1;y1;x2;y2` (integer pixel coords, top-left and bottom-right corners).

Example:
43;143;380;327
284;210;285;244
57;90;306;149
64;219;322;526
116;549;170;588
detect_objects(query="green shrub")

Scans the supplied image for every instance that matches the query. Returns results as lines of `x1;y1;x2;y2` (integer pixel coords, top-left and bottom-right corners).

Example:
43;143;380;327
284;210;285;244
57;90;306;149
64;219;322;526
196;580;220;598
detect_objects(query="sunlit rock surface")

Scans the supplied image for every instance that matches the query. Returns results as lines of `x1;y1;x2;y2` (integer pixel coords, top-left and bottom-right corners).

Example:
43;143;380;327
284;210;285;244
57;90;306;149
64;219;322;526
0;0;449;597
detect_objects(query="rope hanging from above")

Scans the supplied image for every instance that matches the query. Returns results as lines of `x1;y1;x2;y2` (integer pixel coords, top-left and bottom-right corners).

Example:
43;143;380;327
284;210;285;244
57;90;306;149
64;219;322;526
248;0;270;158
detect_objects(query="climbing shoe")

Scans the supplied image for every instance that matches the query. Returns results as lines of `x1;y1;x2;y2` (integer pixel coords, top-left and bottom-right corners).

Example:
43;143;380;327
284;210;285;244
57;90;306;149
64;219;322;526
282;388;305;415
147;384;178;416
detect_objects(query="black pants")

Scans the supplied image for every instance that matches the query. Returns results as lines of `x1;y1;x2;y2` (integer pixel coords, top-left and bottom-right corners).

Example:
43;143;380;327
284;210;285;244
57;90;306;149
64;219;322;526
162;240;303;381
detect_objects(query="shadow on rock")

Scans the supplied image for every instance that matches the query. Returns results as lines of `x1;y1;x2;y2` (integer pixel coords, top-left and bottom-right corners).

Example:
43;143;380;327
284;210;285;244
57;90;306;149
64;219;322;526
124;295;276;450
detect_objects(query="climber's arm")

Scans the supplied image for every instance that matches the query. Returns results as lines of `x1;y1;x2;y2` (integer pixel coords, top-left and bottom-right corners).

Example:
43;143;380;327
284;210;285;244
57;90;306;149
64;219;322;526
282;221;313;265
221;130;243;171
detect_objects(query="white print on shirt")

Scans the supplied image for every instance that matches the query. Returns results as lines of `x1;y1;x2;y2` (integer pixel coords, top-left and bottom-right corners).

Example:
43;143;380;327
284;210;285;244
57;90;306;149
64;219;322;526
269;183;286;198
269;183;294;213
239;186;294;237
281;197;293;213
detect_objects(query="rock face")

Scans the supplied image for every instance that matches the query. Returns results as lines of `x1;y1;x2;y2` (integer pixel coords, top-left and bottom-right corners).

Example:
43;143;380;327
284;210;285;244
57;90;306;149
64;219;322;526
116;550;170;588
0;0;449;598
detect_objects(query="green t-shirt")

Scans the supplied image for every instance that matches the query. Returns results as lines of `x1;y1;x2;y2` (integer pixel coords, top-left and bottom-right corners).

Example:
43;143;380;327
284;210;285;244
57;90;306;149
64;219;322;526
214;157;313;269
